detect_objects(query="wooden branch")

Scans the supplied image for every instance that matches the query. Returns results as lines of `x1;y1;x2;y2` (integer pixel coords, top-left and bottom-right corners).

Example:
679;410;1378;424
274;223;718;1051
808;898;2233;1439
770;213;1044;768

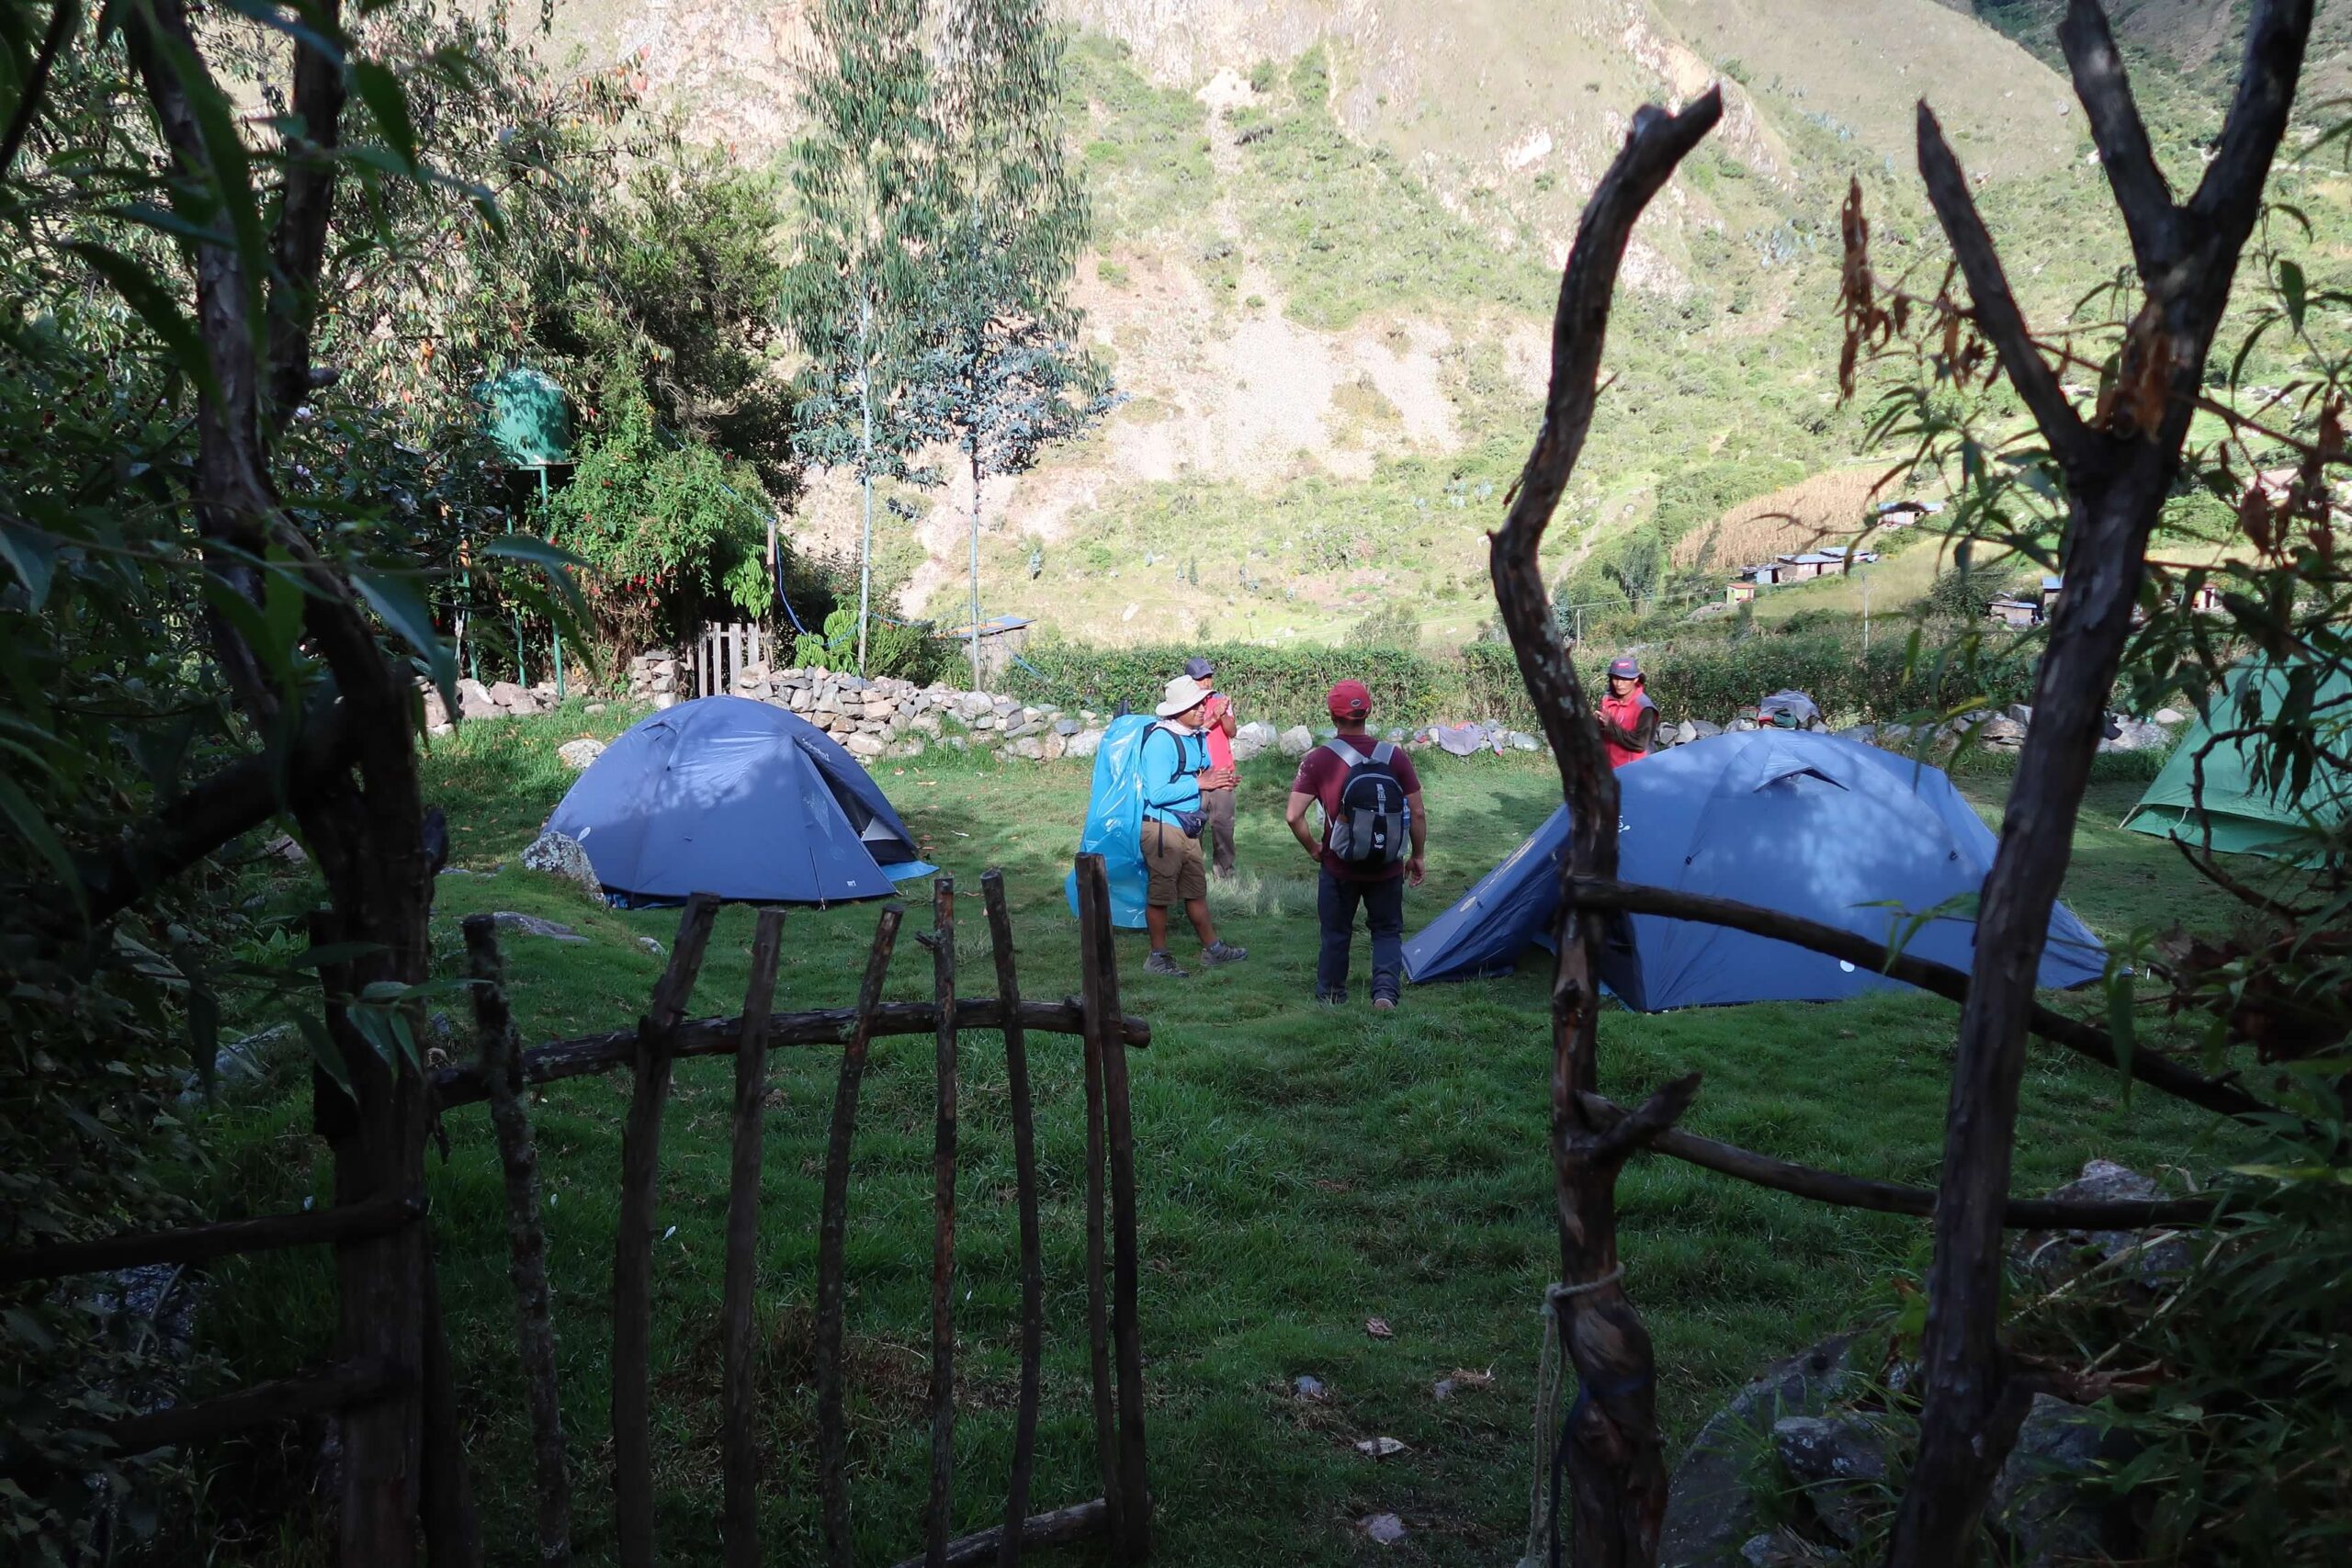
463;915;571;1567
417;1248;483;1568
0;0;77;187
612;895;718;1568
85;1359;401;1462
818;904;905;1568
1072;861;1123;1555
266;0;346;426
1577;1092;2223;1228
0;1192;419;1287
722;909;785;1568
1916;102;2092;472
2188;0;2315;237
926;878;959;1568
1589;1073;1701;1166
980;871;1045;1568
1080;858;1151;1562
429;998;1150;1110
1563;876;2285;1126
887;1498;1109;1568
2057;0;2177;273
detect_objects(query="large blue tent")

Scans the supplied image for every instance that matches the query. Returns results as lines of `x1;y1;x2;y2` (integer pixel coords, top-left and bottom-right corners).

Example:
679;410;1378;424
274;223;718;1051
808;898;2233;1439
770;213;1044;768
1403;731;2107;1008
547;696;933;906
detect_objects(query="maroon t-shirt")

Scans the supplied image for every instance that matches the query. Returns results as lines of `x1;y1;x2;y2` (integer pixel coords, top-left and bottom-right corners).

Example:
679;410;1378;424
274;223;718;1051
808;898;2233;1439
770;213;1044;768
1291;734;1421;881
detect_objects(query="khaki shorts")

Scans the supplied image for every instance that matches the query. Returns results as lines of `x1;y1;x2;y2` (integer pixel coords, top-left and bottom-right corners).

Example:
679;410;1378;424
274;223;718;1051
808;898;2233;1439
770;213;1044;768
1141;818;1208;908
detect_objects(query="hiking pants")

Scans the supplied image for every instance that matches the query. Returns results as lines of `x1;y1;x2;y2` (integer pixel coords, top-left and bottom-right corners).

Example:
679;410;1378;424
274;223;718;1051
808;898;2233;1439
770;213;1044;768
1317;867;1404;1003
1202;785;1237;877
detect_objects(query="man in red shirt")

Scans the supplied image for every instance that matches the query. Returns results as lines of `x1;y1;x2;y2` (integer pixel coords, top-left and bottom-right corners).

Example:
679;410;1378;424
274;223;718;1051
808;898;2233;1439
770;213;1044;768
1284;680;1426;1010
1599;654;1658;767
1185;656;1240;878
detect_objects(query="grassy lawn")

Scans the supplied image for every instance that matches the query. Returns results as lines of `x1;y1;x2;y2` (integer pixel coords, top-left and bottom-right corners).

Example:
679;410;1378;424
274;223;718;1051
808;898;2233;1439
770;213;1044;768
191;706;2245;1566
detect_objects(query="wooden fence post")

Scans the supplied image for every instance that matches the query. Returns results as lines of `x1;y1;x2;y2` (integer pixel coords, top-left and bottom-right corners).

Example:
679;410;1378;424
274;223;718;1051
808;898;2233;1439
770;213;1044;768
1076;856;1150;1562
819;904;907;1568
926;877;960;1568
612;893;720;1568
723;909;787;1568
1070;863;1122;1555
463;914;571;1567
981;871;1046;1568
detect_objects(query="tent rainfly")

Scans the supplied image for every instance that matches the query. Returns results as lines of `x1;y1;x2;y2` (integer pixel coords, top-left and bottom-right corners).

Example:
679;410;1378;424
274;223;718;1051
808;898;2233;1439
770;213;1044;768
2121;661;2352;861
546;696;933;906
1404;731;2107;1008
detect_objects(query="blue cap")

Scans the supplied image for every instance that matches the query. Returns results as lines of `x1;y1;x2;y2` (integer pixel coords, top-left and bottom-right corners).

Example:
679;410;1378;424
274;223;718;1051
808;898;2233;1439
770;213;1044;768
1183;657;1216;681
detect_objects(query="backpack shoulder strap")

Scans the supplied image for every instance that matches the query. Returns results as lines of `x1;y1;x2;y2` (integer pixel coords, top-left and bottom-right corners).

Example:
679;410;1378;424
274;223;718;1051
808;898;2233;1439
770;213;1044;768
1370;741;1397;766
1324;739;1365;768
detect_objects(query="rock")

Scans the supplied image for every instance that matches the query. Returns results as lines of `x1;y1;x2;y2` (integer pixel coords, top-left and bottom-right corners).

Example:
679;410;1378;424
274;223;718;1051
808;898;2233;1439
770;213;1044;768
1727;715;1761;732
487;680;536;713
1041;731;1068;762
1838;723;1878;745
1675;720;1701;745
651;692;679;711
585;703;607;716
1067;728;1104;760
1878;722;1913;744
1772;1413;1891;1545
493;910;587;942
557;737;605;771
2152;706;2186;726
2007;703;2035;726
1688;719;1724;740
421;686;449;729
1508;730;1542;752
1276;725;1315;758
1007;737;1046;761
2017;1159;2191;1288
1977;715;2029;749
1231;720;1277;762
1293;1374;1328;1400
1362;1514;1407;1546
2098;717;2172;753
637;936;664;957
844;732;886;759
522;830;604;899
458;677;500;720
262;831;307;864
1989;1393;2132;1566
1660;1336;1858;1568
1738;1529;1823;1568
178;1023;297;1105
1054;717;1081;737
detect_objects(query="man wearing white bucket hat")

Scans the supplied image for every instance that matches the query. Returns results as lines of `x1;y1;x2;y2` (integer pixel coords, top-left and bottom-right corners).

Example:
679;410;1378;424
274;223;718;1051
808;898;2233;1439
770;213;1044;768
1137;674;1250;977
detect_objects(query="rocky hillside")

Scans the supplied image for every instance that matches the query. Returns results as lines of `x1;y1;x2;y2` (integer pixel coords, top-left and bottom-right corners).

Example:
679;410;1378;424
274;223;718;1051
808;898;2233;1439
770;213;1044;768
529;0;2315;646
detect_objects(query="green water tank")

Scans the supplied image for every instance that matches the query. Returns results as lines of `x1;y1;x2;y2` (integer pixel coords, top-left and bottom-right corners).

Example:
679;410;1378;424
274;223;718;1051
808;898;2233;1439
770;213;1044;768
477;366;572;468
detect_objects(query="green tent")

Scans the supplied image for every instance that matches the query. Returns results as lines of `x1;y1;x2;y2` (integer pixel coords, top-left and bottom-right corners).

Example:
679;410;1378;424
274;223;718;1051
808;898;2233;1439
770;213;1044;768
2121;661;2352;860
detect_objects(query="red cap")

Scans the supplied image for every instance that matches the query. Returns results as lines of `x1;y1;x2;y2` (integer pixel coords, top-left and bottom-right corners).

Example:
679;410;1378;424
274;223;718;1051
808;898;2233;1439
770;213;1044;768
1327;680;1372;720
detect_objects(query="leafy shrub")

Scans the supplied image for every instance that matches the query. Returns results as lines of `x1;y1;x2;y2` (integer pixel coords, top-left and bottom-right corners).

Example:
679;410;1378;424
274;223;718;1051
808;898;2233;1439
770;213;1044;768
791;606;945;684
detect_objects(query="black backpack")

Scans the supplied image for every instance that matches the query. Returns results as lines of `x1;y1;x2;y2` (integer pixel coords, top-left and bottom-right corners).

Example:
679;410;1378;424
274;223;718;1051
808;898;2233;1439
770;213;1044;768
1324;740;1408;865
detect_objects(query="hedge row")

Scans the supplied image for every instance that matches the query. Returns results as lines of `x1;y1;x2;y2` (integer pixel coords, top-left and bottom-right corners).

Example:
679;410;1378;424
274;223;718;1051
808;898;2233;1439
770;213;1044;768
1005;632;2041;728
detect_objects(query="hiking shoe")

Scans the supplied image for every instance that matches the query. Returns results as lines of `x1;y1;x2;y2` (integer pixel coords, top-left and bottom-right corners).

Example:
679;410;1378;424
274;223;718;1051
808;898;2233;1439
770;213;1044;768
1200;941;1249;967
1144;950;1190;978
1315;990;1347;1006
1372;996;1397;1011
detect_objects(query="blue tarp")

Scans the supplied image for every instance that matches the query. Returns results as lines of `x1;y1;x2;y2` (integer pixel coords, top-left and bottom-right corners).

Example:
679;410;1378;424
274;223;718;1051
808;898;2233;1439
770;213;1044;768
546;696;933;906
1066;714;1157;930
1403;731;2107;1009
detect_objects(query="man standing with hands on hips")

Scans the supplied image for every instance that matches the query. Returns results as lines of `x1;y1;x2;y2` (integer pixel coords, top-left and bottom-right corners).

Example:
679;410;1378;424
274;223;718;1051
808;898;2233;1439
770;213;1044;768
1285;679;1425;1010
1138;674;1250;978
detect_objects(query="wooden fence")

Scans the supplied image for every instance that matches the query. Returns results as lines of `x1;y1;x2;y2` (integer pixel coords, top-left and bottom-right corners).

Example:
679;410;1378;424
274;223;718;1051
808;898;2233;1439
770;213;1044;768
1;856;1154;1568
692;621;778;698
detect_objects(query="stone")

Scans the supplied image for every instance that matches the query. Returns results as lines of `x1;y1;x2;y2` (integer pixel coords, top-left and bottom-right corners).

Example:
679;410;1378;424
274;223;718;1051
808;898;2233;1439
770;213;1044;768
637;936;664;957
1772;1413;1891;1545
1231;720;1277;762
651;692;679;711
1276;725;1315;758
888;738;927;760
2017;1159;2190;1289
421;686;449;729
1042;731;1068;762
1727;715;1761;732
2007;703;2035;726
2098;717;2172;753
1067;728;1104;760
457;677;500;720
1989;1393;2132;1567
1689;719;1724;740
844;732;886;759
1660;1336;1858;1568
179;1023;297;1105
1877;722;1912;744
557;737;605;771
1508;730;1542;752
1362;1514;1407;1546
487;680;534;712
1007;737;1046;761
1738;1530;1823;1568
1675;720;1702;745
1838;723;1878;745
1977;715;2028;749
492;910;588;942
585;702;607;716
1054;717;1081;737
2152;706;2186;726
522;830;604;899
1006;719;1044;739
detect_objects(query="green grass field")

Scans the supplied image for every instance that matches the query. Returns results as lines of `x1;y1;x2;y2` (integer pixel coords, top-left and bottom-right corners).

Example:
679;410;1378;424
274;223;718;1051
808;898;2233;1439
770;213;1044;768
189;706;2246;1566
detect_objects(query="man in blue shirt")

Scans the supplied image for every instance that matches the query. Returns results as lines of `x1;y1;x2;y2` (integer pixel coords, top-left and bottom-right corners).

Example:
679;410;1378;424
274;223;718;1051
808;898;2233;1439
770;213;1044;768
1139;675;1249;977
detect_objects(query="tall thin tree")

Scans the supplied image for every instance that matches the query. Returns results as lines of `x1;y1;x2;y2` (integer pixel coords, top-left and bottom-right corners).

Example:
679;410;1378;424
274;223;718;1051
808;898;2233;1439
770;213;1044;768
784;0;944;674
926;0;1109;688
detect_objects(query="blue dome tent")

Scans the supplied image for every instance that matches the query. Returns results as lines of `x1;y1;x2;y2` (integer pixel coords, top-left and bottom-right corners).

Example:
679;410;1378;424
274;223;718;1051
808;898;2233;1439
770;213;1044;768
547;697;933;906
1403;731;2106;1008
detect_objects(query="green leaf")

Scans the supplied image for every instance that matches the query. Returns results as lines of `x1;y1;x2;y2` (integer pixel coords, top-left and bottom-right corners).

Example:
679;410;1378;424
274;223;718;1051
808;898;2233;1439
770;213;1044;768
0;771;81;908
62;242;222;407
296;1013;355;1098
0;522;57;609
2280;258;2308;333
284;940;386;973
350;60;420;172
188;987;220;1095
353;568;456;716
2104;965;2137;1103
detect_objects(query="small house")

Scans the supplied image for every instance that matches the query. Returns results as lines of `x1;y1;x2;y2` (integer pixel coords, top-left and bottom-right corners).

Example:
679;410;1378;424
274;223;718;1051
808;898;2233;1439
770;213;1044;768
1727;581;1758;605
1987;595;2041;630
934;615;1033;683
2040;575;2064;618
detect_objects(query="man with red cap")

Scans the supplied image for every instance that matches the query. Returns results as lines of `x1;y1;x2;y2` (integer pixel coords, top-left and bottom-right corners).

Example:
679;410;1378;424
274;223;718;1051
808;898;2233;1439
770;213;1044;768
1285;679;1426;1009
1599;654;1658;768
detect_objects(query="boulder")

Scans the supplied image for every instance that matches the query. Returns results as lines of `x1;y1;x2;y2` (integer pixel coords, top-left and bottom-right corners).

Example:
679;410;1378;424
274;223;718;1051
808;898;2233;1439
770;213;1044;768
1007;737;1046;761
1067;728;1105;760
492;910;588;942
458;677;500;721
1508;731;1542;753
651;691;680;711
2007;703;2035;726
1054;717;1082;737
2017;1159;2190;1289
2152;706;2187;726
844;731;886;759
1231;721;1277;762
1277;725;1315;758
1674;720;1702;746
1661;1337;1858;1567
1042;731;1068;762
1977;715;2029;750
487;680;537;714
1877;722;1912;744
1688;719;1724;740
557;737;605;771
1989;1393;2133;1567
1838;723;1878;745
2098;717;2172;753
1772;1413;1891;1545
521;830;604;899
421;686;450;730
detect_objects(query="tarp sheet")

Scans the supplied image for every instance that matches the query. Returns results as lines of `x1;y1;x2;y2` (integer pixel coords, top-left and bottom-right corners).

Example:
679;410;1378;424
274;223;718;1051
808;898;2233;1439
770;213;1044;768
1066;714;1157;930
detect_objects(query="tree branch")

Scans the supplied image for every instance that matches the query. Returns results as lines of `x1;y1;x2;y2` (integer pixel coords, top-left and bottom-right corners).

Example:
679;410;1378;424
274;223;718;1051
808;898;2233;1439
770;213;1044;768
2188;0;2315;239
1588;1071;1701;1165
0;0;77;188
2058;0;2177;273
267;0;345;426
1915;102;2093;472
1565;876;2287;1126
1577;1091;2223;1229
